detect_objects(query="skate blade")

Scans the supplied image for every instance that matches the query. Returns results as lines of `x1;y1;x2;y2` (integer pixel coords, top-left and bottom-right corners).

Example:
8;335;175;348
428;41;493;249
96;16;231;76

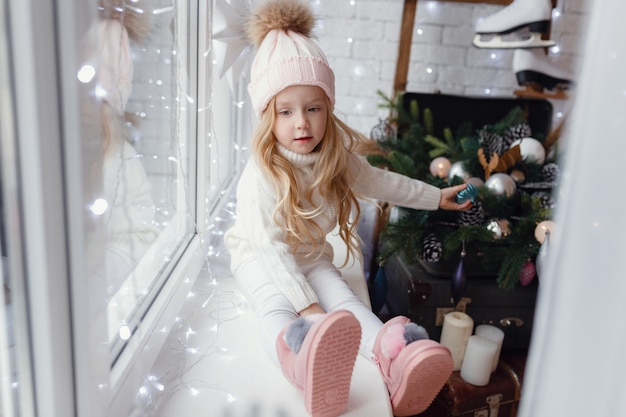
473;33;556;49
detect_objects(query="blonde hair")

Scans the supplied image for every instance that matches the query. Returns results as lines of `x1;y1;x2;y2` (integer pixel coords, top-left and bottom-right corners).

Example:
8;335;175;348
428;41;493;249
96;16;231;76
253;96;367;266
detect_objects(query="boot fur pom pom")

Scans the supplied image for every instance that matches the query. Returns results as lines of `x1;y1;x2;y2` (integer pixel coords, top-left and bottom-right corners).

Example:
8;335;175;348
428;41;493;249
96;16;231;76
284;314;324;353
380;322;430;359
404;322;429;343
380;323;407;360
285;317;313;353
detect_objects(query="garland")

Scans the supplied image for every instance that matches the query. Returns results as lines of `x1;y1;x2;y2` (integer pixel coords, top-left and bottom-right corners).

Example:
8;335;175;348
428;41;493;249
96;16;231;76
367;92;558;290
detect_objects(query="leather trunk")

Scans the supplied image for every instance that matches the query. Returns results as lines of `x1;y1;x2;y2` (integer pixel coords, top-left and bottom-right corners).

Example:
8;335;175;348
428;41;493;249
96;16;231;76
382;253;537;350
419;349;528;417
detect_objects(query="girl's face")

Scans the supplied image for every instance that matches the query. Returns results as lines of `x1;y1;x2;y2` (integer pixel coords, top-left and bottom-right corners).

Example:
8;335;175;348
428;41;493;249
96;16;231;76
272;85;328;154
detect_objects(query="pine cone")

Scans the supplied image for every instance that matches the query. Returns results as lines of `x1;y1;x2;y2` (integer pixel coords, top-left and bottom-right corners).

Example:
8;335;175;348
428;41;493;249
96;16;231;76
422;234;442;263
458;200;486;226
531;191;555;209
478;128;505;156
503;123;532;147
541;162;560;183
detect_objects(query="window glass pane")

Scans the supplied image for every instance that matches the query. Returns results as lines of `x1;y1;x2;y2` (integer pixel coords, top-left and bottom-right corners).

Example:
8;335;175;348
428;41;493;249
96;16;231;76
97;0;197;356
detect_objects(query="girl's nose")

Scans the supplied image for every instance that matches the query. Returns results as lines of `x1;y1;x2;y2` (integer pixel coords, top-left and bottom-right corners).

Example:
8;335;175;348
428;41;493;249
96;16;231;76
296;111;309;129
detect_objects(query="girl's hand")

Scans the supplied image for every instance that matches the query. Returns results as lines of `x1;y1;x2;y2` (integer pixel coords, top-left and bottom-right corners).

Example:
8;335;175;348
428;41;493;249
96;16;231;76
439;184;473;211
299;303;325;317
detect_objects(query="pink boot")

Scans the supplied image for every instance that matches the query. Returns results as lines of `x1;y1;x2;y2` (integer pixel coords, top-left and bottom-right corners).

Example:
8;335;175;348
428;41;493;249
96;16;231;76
276;310;361;417
372;316;453;416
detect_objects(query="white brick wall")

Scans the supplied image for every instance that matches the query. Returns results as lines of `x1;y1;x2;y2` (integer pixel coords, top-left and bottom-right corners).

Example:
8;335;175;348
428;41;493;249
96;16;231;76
313;0;590;135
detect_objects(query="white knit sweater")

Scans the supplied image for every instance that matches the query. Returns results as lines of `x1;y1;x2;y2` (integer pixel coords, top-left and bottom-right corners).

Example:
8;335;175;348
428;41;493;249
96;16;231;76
224;145;441;312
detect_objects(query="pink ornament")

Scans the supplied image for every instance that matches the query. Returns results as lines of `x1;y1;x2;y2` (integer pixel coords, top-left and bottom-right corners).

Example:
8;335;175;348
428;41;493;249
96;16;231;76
519;261;536;287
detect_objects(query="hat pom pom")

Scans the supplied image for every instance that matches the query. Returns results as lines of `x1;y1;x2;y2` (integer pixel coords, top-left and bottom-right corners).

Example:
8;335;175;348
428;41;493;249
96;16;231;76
247;0;316;47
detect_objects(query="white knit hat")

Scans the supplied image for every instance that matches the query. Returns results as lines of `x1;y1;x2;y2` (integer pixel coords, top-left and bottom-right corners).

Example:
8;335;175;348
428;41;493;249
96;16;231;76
247;0;335;118
96;19;133;114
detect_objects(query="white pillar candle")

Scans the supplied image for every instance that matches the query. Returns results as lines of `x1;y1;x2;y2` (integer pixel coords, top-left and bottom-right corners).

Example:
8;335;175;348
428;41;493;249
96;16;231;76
460;335;498;386
475;324;505;372
440;311;474;371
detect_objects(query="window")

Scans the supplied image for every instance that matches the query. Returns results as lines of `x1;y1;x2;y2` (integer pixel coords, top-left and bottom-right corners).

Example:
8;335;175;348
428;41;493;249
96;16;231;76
0;0;250;416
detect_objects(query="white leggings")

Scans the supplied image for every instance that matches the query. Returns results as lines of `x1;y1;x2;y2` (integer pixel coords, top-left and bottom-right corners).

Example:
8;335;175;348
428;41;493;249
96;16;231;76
234;254;384;364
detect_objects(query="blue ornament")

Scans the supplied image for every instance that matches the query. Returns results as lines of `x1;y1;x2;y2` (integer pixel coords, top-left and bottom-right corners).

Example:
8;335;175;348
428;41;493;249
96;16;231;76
369;265;388;314
456;183;478;204
451;258;467;306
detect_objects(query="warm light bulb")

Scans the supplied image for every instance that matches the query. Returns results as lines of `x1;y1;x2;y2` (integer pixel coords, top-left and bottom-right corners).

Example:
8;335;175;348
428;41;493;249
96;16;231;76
429;157;451;178
535;220;556;244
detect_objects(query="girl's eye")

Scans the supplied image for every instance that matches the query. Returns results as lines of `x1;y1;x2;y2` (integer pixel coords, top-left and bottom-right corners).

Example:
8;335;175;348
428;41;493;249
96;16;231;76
308;107;320;112
279;110;291;116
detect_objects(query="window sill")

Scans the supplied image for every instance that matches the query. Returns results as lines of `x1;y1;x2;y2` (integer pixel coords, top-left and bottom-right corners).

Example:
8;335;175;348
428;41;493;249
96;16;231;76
133;233;393;417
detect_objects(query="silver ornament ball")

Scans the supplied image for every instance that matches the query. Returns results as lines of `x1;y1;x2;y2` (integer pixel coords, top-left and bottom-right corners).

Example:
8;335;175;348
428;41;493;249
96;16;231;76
448;161;470;182
510;137;546;165
486;218;511;240
485;173;517;198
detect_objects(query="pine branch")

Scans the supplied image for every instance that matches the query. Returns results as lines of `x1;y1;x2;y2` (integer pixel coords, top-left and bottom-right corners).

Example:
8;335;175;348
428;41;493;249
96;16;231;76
365;94;555;290
387;151;417;178
425;134;451;158
423;108;434;135
497;251;529;290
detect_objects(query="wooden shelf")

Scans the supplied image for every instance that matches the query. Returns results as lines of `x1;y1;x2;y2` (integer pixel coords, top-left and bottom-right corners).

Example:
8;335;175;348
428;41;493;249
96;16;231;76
514;86;569;100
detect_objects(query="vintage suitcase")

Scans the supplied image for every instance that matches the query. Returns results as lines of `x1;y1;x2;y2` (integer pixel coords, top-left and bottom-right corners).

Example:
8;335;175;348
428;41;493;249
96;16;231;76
382;253;537;350
419;349;528;417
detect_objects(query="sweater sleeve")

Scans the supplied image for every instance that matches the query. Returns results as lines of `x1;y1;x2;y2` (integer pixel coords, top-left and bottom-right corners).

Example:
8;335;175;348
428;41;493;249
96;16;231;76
225;161;319;312
349;154;442;210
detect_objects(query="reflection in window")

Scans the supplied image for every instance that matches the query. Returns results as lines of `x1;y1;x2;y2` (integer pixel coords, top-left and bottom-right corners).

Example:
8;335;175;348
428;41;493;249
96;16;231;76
95;0;197;356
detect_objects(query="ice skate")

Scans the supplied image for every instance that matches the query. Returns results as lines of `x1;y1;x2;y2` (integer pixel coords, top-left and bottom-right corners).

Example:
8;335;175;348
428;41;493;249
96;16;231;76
473;0;556;49
513;48;574;94
513;49;574;99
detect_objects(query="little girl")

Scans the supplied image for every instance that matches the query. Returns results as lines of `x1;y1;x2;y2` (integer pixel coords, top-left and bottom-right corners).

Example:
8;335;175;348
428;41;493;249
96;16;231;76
224;1;472;416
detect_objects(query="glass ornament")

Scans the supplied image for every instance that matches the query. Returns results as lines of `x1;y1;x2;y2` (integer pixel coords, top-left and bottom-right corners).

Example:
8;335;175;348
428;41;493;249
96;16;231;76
449;161;470;182
486;218;511;240
534;220;556;244
519;260;536;287
456;183;478;204
429;156;451;178
510;169;526;183
509;137;546;165
451;258;467;307
466;177;485;187
485;173;517;198
451;245;467;306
